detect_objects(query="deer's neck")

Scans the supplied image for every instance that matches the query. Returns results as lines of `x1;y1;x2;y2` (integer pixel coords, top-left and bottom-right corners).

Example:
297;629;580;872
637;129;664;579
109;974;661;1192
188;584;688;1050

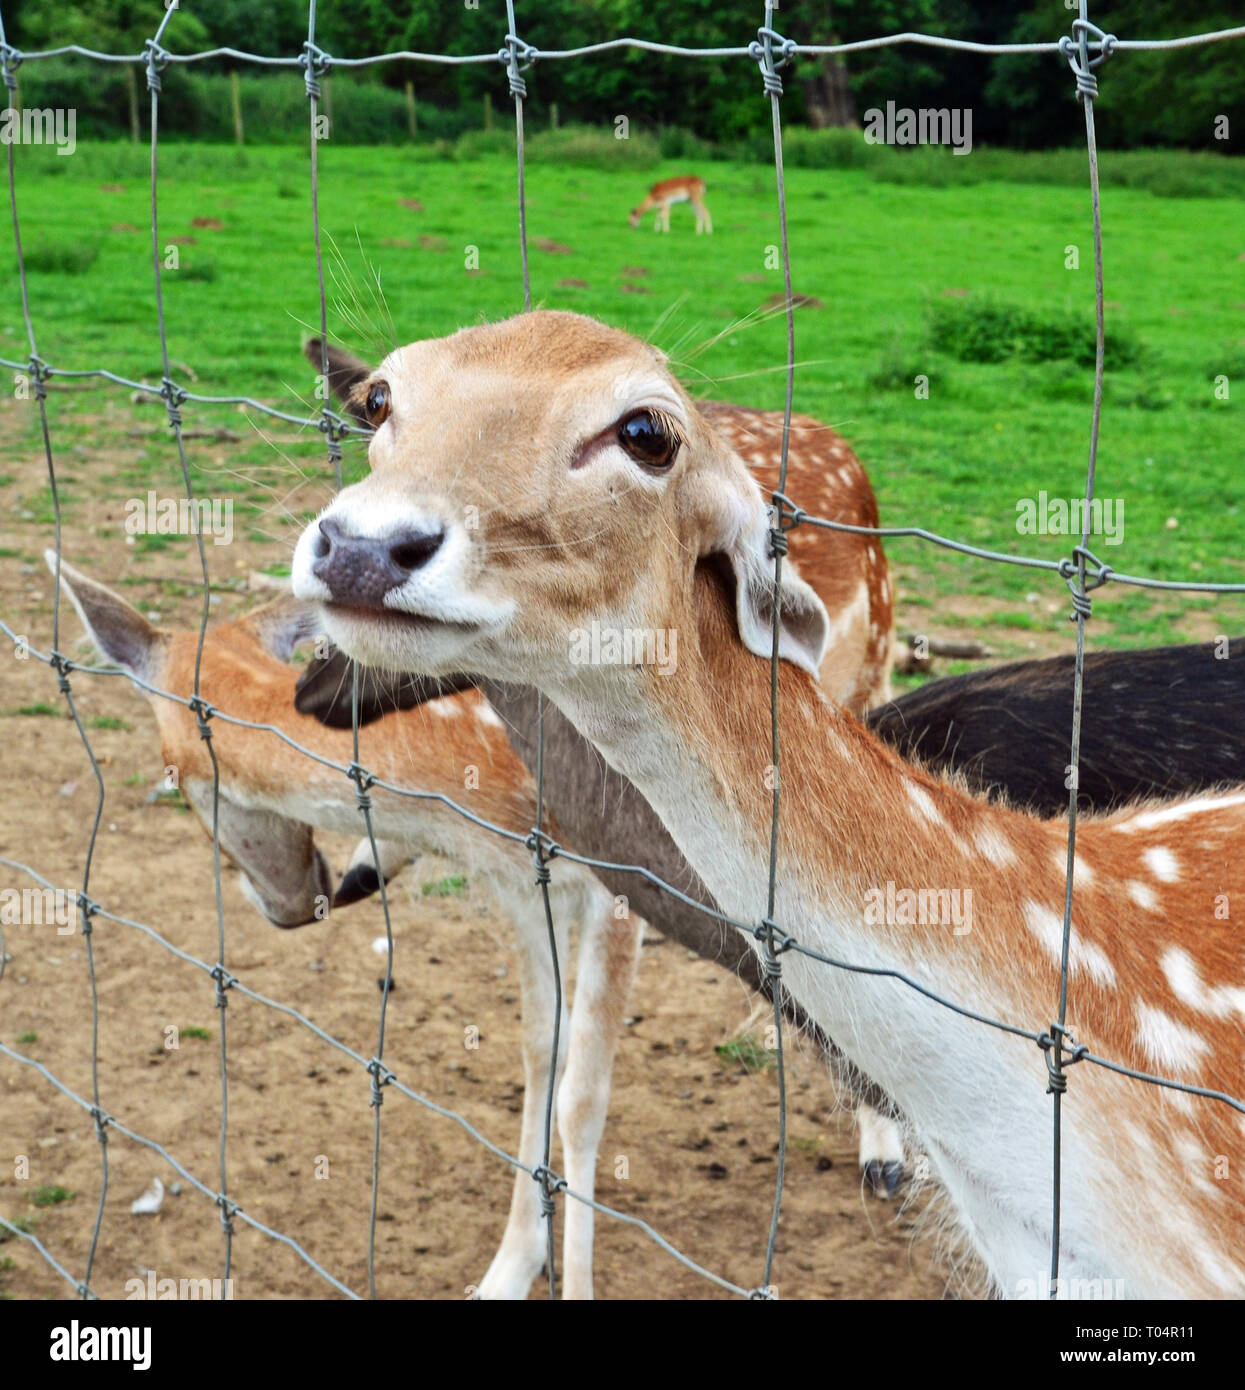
544;566;1237;1297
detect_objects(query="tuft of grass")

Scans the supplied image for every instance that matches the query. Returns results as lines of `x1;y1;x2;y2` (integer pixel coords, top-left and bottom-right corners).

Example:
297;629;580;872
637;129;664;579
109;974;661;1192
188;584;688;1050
179;259;218;283
32;1186;75;1208
421;874;468;897
927;296;1142;371
16;1031;37;1045
0;1215;34;1244
88;715;132;731
715;1035;776;1074
23;239;100;274
180;1025;211;1040
7;702;61;718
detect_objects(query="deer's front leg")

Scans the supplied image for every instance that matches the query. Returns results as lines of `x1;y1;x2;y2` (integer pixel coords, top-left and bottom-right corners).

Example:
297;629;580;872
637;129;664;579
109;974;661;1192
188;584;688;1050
555;892;643;1300
475;887;570;1300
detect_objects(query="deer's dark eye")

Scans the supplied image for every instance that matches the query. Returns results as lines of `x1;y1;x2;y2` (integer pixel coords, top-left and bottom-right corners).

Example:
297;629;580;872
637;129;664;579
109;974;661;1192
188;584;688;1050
617;409;679;470
364;381;391;427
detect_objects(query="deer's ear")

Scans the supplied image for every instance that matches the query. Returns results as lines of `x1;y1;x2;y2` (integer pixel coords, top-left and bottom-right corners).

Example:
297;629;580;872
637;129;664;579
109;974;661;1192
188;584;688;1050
702;492;828;678
245;592;322;663
44;551;167;682
302;337;373;421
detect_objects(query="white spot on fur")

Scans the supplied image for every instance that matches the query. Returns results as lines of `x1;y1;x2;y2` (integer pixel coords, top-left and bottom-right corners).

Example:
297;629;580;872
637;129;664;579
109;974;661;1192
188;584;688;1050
428;699;460;719
1120;793;1245;831
1160;947;1245;1020
973;825;1017;868
1022;900;1117;988
1134;1001;1210;1077
906;783;943;826
1126;880;1159;912
1143;846;1180;882
475;703;504;728
1052;846;1095;886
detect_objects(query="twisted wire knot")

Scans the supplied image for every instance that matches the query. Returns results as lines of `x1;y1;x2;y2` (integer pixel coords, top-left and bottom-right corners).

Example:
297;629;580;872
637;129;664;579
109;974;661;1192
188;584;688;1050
367;1057;395;1107
27;354;50;400
210;962;237;1008
301;42;331;101
88;1104;113;1131
499;35;537;99
0;43;21;91
532;1164;566;1218
754;918;796;978
215;1194;238;1237
346;762;376;812
1059;20;1116;101
1058;545;1114;622
748;1284;779;1300
75;891;99;928
49;648;74;693
319;410;348;465
143;40;170;94
750;27;796;97
188;693;216;739
160;377;186;429
1038;1024;1088;1095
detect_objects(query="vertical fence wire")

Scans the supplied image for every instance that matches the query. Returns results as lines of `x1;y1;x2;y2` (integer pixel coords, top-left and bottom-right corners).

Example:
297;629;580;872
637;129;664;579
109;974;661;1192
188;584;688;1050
755;1;796;1296
143;0;237;1281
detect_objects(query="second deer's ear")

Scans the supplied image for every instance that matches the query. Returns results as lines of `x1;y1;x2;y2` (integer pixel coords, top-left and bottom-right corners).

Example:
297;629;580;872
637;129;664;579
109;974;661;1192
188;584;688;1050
303;337;373;422
246;592;323;663
43;551;168;682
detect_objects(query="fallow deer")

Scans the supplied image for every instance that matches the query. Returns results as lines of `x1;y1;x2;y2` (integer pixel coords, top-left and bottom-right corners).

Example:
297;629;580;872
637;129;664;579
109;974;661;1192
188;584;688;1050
303;335;905;1193
48;554;640;1302
628;176;712;234
292;310;1245;1298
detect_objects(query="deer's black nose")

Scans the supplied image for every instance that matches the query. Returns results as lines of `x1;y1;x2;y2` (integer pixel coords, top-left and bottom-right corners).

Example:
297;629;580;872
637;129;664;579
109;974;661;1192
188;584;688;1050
312;517;445;608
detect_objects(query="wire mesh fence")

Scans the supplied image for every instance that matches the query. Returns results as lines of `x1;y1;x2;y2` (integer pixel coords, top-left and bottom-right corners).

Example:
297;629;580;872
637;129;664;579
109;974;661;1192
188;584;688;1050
0;0;1243;1300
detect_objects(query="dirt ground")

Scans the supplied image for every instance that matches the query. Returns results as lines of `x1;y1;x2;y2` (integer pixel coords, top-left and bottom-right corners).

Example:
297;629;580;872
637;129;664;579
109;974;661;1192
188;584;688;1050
0;394;980;1301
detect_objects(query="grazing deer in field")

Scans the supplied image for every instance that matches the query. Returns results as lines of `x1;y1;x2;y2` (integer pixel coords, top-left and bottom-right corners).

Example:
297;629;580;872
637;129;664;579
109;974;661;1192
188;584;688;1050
629;176;712;234
292;310;1245;1298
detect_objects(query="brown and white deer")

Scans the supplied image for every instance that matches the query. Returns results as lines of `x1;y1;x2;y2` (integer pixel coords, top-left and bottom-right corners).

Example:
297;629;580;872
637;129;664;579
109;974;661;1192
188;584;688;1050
629;176;712;234
48;553;639;1301
292;310;1245;1299
45;347;898;1298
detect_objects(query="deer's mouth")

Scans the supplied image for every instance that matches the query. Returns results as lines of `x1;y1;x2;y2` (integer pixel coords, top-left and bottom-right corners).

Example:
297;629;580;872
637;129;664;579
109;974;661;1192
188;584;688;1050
319;601;484;635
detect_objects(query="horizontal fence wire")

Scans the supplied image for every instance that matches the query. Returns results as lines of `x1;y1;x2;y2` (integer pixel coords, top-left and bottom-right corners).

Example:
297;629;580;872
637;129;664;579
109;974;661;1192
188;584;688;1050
0;0;1242;1302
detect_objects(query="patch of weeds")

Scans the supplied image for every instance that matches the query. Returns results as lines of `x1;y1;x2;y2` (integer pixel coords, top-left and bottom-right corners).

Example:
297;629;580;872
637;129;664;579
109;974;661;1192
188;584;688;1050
88;715;132;731
715;1035;776;1074
180;1025;211;1040
151;787;190;812
16;1031;37;1045
1108;373;1175;411
123;772;147;786
421;874;468;897
0;1215;34;1244
928;296;1142;371
23;239;100;275
6;702;61;718
180;260;218;283
260;562;291;576
135;534;174;554
32;1185;75;1208
866;330;938;393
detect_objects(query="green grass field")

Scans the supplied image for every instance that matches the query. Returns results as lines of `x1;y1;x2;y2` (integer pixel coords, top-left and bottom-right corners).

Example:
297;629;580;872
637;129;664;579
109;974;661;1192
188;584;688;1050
2;140;1241;657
